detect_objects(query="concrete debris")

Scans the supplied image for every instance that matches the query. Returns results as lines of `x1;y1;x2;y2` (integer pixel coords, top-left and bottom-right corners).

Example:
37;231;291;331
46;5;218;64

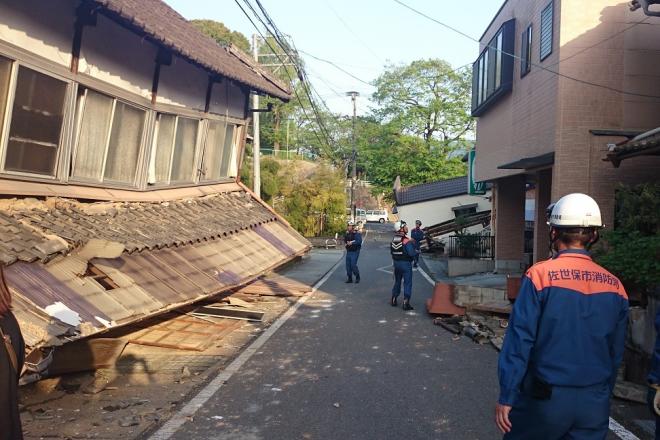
613;380;648;404
181;366;192;378
118;415;141;427
434;312;508;350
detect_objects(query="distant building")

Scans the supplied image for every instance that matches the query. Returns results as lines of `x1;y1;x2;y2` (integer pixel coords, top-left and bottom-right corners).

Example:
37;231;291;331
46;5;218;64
392;175;492;234
0;0;308;375
472;0;660;273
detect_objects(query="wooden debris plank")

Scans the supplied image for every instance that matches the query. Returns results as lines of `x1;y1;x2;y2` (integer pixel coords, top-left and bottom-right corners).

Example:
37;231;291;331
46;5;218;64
127;313;242;351
220;297;253;308
192;305;265;322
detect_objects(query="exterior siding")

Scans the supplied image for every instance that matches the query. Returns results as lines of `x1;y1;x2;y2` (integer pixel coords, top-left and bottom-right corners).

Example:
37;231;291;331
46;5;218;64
474;0;560;182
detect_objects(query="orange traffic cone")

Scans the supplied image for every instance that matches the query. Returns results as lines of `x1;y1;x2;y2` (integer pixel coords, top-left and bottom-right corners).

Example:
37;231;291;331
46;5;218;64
426;282;466;316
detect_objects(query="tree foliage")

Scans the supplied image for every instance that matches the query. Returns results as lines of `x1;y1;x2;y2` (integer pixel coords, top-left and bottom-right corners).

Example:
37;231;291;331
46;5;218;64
372;59;473;144
593;183;660;299
190;19;251;54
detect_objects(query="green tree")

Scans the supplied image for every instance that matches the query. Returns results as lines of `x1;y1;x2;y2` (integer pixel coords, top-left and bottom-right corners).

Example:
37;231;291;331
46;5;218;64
190;19;251;53
593;183;660;301
372;59;473;144
354;117;467;197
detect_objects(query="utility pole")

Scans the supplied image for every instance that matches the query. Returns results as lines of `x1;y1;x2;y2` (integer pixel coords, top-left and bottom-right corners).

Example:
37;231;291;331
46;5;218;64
346;91;359;222
252;33;261;197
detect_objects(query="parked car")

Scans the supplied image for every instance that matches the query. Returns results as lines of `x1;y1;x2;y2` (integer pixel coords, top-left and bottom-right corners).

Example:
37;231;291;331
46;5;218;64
366;209;388;223
345;208;367;226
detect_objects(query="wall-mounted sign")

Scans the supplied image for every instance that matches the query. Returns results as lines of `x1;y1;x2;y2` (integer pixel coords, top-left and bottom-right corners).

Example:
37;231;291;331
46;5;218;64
468;150;486;195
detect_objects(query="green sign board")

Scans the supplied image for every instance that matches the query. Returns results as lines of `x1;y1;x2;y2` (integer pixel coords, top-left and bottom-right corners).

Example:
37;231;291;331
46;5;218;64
468;150;486;195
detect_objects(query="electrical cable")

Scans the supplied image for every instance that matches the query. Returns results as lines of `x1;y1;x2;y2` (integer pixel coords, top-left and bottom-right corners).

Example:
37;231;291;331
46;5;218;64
234;0;336;155
298;49;374;87
393;0;660;99
322;0;384;63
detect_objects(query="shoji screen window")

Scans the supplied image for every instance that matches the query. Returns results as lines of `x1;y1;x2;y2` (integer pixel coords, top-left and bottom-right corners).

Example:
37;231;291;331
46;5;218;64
148;113;199;185
72;88;146;185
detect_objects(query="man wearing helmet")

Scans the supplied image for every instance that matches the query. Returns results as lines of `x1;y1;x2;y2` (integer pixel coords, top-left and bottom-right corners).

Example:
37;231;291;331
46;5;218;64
496;193;629;439
390;220;416;310
410;220;424;268
344;221;362;283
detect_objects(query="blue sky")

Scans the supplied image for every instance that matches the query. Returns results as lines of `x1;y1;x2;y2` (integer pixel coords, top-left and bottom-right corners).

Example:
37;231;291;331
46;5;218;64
165;0;504;116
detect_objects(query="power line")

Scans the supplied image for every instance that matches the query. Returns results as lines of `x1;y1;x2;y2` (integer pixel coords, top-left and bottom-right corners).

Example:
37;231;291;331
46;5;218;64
239;0;342;157
233;0;335;154
298;49;374;87
393;0;660;100
322;0;384;63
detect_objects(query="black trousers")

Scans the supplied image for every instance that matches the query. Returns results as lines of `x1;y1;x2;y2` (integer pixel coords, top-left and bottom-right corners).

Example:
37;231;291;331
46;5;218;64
1;311;25;440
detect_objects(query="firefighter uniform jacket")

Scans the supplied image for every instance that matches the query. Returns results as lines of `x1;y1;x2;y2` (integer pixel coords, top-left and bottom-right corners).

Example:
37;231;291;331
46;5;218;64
498;249;629;406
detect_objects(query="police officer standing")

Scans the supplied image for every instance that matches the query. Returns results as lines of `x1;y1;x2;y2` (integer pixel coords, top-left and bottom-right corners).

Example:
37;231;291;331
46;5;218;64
344;221;362;283
410;219;424;268
390;220;416;311
496;193;629;439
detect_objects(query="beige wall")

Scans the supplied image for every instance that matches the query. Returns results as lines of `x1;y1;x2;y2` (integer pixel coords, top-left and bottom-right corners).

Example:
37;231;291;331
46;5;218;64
397;192;491;234
474;0;560;182
0;0;76;67
79;14;157;101
553;1;660;227
157;55;208;111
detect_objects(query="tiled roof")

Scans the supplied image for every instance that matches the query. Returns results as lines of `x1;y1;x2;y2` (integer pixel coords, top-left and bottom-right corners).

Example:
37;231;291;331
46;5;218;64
0;192;277;264
394;176;469;206
93;0;291;101
2;190;310;353
606;128;660;167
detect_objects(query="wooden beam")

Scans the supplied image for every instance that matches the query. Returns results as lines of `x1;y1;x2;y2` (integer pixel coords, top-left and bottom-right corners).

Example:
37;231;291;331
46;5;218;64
70;2;97;74
204;75;222;113
151;48;172;105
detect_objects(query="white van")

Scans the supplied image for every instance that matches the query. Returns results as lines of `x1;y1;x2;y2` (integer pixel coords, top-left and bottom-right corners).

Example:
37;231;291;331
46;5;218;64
366;209;388;223
346;208;367;225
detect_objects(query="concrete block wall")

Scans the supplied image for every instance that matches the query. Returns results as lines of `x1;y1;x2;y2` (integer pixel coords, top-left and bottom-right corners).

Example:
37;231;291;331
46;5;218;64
454;285;508;307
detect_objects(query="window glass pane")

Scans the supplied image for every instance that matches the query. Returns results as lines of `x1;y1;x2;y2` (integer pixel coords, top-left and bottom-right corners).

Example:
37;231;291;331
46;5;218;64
0;56;11;139
540;1;553;60
220;124;235;177
481;53;488;104
73;89;113;180
496;32;503;87
170;117;198;182
202;120;226;181
5;66;66;175
104;101;144;183
152;114;176;183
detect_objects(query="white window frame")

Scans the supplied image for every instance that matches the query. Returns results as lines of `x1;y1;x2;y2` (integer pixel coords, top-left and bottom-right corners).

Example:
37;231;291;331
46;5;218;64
71;86;148;187
147;112;203;186
0;58;72;181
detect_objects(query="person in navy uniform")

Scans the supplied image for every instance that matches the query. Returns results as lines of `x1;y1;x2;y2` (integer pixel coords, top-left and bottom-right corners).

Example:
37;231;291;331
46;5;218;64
390;220;416;311
410;219;424;268
344;221;362;283
1;266;25;440
496;194;629;439
647;308;660;440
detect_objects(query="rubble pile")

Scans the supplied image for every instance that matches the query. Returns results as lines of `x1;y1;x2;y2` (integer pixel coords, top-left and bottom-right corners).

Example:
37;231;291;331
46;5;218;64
434;312;509;351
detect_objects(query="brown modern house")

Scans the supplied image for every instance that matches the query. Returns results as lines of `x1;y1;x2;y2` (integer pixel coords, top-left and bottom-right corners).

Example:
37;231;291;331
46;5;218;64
0;0;309;379
472;0;660;272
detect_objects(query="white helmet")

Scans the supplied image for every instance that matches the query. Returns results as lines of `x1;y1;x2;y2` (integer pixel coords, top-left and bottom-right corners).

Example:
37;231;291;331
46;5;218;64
394;220;407;231
548;193;602;228
347;220;355;226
